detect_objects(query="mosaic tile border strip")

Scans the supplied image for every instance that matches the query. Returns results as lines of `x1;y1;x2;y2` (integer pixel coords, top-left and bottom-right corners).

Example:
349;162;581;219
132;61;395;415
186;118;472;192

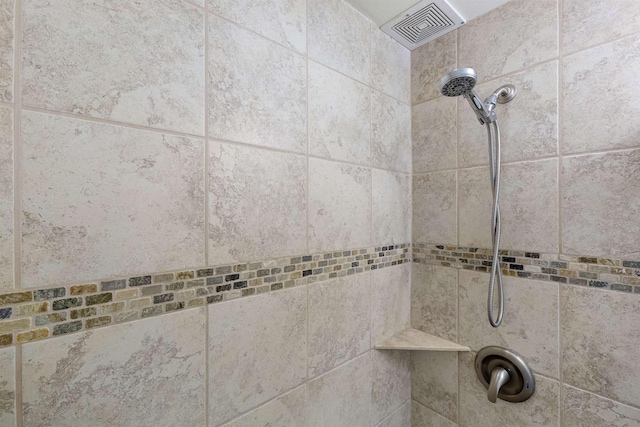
413;243;640;293
0;243;410;347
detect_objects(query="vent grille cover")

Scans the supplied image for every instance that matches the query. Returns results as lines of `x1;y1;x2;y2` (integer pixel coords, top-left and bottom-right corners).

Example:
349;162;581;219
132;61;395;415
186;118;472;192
381;0;465;50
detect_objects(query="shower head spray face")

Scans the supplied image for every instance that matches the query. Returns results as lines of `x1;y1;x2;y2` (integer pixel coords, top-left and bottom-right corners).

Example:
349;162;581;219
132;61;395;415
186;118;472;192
438;68;478;97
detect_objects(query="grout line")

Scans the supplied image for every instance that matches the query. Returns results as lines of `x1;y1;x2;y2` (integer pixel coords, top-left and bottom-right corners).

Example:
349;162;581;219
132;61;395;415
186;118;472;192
15;344;22;427
369;22;374;249
557;1;565;424
305;0;310;257
13;0;22;295
203;1;210;425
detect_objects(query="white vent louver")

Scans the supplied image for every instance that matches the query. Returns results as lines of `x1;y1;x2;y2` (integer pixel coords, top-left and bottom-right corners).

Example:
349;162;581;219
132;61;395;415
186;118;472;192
381;0;465;50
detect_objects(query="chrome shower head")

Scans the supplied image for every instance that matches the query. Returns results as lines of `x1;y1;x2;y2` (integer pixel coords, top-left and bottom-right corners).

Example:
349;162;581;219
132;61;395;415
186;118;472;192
438;68;478;97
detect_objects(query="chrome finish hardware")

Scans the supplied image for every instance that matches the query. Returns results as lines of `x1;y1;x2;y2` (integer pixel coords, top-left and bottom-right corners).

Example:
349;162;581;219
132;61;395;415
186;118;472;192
475;346;535;403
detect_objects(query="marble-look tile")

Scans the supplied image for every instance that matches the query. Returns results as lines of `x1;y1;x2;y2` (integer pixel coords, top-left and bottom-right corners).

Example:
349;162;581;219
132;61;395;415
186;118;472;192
308;274;370;377
377;400;410;427
0;0;13;102
562;0;640;54
411;31;456;105
412;171;457;245
412;400;456;427
411;264;457;342
0;108;12;291
372;170;411;245
308;0;370;84
223;385;307;427
412;96;457;173
208;142;307;265
208;286;307;426
371;263;411;345
372;91;411;173
308;61;370;165
562;35;640;155
458;0;557;82
411;351;458;422
458;270;559;378
371;350;410;425
562;285;640;407
21;112;204;288
22;308;206;427
458;61;558;167
308;352;371;427
563;385;640;427
562;150;640;258
458;159;558;252
209;0;306;53
0;347;15;427
371;27;410;103
208;15;306;153
22;0;204;135
308;158;371;252
458;352;560;427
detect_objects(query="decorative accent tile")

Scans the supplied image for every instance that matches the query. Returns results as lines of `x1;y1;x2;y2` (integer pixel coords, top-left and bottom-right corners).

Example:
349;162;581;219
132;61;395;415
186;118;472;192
208;14;306;153
308;61;370;165
22;309;206;427
21;111;205;287
209;0;306;53
208;142;307;264
308;0;371;84
0;107;12;292
22;0;205;134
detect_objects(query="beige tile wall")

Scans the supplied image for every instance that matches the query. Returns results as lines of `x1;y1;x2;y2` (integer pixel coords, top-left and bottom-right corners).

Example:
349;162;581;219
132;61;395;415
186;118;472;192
411;0;640;425
0;0;412;425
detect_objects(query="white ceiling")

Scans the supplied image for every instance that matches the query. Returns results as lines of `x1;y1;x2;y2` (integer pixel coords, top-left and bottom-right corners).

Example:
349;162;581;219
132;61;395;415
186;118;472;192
346;0;513;26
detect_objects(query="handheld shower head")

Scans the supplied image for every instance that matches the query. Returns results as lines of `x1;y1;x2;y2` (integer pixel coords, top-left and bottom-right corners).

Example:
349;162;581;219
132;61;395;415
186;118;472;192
438;68;477;97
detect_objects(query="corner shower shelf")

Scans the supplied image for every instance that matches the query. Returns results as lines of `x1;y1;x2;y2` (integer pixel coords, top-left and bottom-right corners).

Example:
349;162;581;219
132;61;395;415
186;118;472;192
375;328;470;352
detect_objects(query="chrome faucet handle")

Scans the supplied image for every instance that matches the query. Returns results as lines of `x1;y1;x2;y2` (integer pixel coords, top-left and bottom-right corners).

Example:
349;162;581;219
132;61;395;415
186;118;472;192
487;367;510;403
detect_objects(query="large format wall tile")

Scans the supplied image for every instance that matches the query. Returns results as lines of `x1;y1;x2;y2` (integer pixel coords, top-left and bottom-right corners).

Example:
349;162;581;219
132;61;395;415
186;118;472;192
412;400;456;427
458;352;560;427
308;274;370;377
411;264;457;342
459;270;559;378
308;0;370;84
411;352;458;422
0;347;15;427
371;27;410;103
562;150;640;258
223;385;307;427
371;350;410;425
21;112;205;287
371;263;410;344
458;0;557;82
562;35;640;154
459;159;558;252
22;0;204;135
412;171;457;245
458;61;558;167
308;61;370;165
22;309;206;427
208;287;307;426
308;158;371;252
562;285;640;407
0;0;13;102
209;0;306;53
308;352;372;427
378;400;411;427
562;0;640;54
208;142;307;265
372;91;411;172
562;385;640;427
412;96;457;173
411;31;456;105
0;108;12;291
372;170;411;245
208;15;306;153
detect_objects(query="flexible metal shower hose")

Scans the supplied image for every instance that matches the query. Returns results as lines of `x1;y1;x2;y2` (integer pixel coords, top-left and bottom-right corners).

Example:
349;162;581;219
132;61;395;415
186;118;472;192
486;121;504;327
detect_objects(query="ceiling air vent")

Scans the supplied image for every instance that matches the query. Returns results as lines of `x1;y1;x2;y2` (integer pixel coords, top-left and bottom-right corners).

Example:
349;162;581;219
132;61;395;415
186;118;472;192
381;0;465;50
